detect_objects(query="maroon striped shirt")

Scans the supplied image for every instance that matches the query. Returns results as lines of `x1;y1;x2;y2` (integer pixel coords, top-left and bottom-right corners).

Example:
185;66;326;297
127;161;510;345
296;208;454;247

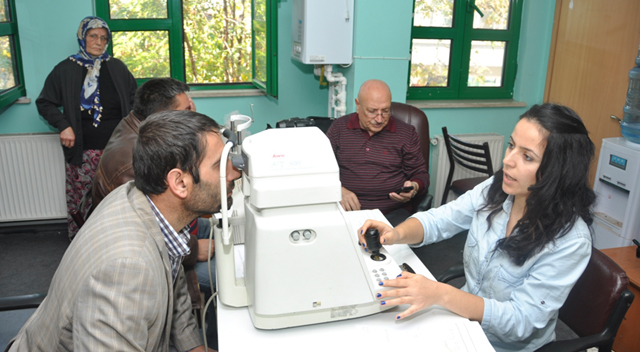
327;113;429;214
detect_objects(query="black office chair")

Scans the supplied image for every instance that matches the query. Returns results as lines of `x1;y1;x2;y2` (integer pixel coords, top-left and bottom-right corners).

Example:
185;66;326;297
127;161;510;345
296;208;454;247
437;248;635;352
0;293;46;350
391;102;433;212
441;126;493;205
536;248;634;352
0;293;46;312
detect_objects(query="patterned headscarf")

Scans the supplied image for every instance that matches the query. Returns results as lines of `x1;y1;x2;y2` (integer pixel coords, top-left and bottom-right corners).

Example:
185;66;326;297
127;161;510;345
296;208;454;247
68;16;112;127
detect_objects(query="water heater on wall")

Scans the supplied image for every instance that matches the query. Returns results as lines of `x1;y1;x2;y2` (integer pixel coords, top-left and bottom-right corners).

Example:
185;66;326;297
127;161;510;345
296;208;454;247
292;0;354;65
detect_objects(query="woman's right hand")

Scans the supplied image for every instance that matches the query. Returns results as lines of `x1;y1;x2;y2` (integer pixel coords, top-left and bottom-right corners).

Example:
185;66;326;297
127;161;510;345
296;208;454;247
60;127;75;148
357;219;400;248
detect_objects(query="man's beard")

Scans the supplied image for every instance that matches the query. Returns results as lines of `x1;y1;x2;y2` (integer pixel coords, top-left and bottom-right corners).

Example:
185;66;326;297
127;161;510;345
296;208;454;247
187;179;235;216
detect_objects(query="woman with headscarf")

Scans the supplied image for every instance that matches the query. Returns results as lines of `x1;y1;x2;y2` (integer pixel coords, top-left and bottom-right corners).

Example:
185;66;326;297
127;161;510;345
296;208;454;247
36;16;137;239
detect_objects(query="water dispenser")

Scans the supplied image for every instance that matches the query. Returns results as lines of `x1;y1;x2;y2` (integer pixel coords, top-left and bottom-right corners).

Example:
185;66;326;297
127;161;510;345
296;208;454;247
593;138;640;249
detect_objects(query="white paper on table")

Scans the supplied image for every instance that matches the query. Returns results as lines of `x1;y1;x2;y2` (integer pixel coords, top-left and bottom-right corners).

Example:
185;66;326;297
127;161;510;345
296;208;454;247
344;208;392;230
354;319;494;352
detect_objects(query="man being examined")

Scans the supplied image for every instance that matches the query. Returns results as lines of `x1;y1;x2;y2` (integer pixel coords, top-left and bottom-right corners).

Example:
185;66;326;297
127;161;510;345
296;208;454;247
92;77;215;289
7;110;239;351
90;78;218;347
327;79;429;226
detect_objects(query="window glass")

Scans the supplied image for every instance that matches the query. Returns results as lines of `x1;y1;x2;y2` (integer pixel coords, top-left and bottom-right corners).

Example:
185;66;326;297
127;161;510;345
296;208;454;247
0;35;16;90
183;0;252;84
109;0;168;19
413;0;454;28
0;0;25;109
0;0;8;22
410;39;450;87
112;31;170;78
408;0;521;100
468;40;505;87
252;0;267;83
472;0;510;30
96;0;278;96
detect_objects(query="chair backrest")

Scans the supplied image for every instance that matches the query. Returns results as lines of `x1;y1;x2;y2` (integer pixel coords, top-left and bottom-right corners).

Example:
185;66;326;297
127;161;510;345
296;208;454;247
442;126;493;177
559;248;631;338
391;102;430;167
441;126;494;205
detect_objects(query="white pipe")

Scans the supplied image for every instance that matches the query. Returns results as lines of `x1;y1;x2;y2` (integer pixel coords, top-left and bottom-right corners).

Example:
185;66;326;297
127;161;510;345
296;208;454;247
322;64;348;118
219;141;234;245
328;83;333;117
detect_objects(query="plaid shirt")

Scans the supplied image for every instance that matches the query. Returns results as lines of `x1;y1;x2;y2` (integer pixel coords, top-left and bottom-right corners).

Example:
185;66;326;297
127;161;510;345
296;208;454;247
146;196;191;283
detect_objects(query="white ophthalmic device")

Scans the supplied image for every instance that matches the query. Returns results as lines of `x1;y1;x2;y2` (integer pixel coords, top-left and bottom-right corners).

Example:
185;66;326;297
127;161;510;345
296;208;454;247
213;115;402;329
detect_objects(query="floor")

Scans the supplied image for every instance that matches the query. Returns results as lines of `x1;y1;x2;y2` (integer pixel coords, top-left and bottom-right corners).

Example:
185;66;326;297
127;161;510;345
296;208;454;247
0;221;581;350
0;221;69;348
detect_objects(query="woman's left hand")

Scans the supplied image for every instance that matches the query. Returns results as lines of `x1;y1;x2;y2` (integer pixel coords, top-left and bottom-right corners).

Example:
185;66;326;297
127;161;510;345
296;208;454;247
377;271;442;320
60;126;76;148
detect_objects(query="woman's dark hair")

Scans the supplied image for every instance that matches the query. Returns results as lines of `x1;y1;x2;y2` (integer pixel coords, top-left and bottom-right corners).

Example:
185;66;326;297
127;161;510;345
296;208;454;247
133;78;190;120
482;103;596;265
133;110;220;195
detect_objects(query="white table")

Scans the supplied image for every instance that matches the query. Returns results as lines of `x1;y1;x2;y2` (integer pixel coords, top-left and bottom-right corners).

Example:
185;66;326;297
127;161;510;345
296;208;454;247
216;217;495;352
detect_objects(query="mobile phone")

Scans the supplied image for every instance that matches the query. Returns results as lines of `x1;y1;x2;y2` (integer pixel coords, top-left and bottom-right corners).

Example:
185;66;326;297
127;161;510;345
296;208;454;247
400;263;416;274
394;186;414;194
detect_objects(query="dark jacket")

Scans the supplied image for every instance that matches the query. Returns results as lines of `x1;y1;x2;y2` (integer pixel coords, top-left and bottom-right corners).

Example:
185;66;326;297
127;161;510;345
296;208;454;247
91;112;140;210
36;58;137;166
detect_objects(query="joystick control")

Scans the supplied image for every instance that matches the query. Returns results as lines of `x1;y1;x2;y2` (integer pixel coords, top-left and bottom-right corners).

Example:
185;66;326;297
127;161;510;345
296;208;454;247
364;229;386;261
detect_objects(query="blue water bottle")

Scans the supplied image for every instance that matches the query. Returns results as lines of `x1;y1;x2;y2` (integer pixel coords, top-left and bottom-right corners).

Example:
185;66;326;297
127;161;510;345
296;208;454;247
621;43;640;144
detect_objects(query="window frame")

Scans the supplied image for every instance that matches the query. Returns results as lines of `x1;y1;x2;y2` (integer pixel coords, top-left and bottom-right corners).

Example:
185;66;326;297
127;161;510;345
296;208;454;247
407;0;523;101
0;0;26;112
95;0;277;97
251;0;277;97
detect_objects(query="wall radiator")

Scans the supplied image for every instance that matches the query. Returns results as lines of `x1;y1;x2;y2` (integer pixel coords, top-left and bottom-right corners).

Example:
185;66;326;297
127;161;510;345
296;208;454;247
430;133;504;208
0;134;66;222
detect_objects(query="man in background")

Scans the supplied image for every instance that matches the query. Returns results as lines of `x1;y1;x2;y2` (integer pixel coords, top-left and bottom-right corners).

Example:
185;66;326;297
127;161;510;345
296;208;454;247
326;79;429;226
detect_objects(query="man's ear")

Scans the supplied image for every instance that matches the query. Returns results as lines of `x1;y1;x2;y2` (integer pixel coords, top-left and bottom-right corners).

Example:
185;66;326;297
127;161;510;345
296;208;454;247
166;168;190;199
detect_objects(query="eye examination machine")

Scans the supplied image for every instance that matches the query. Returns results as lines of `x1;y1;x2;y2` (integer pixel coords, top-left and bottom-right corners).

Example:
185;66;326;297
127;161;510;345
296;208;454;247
212;116;401;329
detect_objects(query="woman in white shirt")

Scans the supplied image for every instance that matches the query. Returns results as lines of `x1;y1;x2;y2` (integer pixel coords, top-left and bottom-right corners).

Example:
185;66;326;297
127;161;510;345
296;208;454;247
358;103;596;352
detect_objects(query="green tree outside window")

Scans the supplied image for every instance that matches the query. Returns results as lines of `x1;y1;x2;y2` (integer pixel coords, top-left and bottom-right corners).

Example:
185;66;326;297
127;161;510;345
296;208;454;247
96;0;277;97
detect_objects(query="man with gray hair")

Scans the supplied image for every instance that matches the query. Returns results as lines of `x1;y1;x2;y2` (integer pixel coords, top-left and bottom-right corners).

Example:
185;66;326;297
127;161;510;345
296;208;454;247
327;79;429;226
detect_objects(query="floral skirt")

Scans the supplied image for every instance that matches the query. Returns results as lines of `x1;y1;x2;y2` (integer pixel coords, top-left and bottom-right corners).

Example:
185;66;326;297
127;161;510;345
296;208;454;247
65;149;103;239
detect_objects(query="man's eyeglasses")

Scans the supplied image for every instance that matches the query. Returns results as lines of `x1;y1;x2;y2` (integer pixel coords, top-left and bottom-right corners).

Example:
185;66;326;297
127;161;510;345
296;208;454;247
364;110;391;118
87;34;109;43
